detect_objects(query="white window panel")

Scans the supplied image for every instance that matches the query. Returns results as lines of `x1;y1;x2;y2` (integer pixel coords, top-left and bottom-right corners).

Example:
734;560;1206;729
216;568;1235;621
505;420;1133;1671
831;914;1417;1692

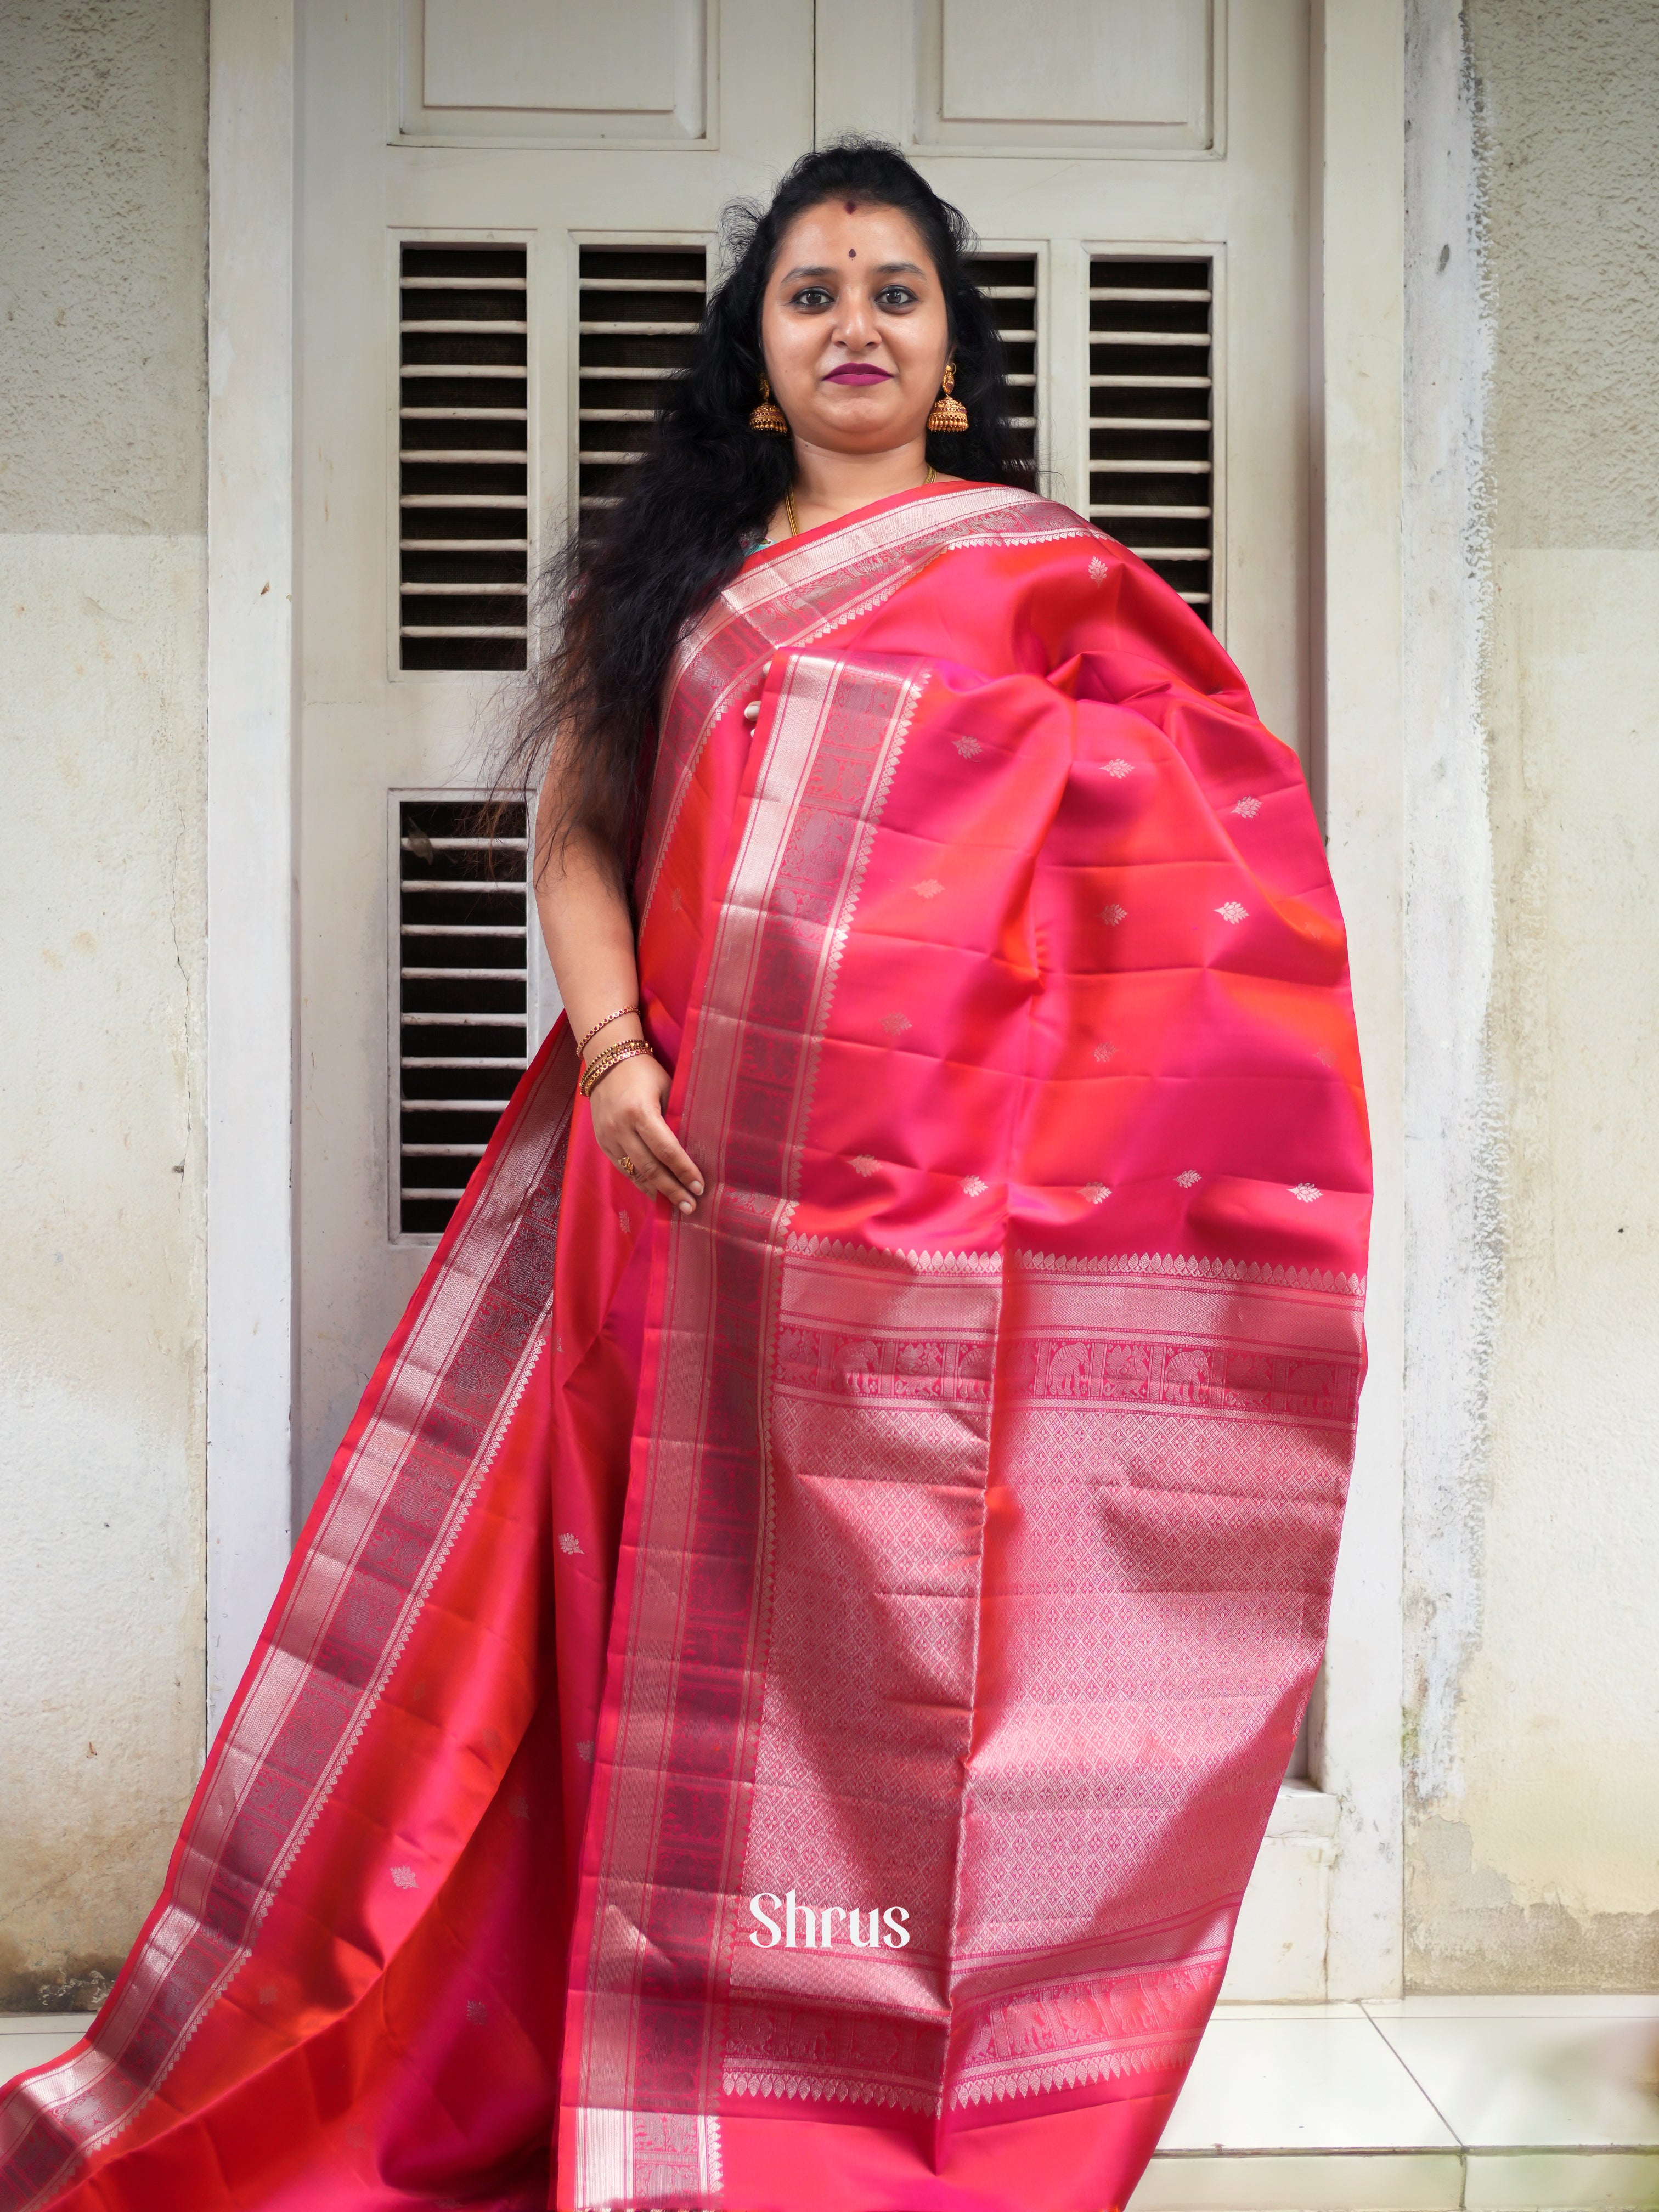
577;244;709;533
1088;253;1216;623
398;242;531;673
966;251;1038;459
390;795;530;1241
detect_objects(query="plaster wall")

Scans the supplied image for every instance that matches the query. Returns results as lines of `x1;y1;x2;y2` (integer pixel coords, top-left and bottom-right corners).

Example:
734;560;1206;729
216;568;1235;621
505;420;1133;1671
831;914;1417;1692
1404;0;1659;1989
0;1;209;2010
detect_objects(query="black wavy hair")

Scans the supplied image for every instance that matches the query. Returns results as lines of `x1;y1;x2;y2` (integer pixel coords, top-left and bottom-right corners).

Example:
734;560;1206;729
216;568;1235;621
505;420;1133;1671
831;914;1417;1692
494;137;1036;874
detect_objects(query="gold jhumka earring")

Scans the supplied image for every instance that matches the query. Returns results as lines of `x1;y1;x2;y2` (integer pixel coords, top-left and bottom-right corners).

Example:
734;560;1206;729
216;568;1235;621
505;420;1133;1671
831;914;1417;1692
748;375;789;433
926;360;969;434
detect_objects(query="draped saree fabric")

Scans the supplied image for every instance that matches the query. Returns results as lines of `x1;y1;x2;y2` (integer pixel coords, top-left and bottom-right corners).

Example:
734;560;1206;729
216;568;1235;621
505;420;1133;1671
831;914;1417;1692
0;482;1370;2211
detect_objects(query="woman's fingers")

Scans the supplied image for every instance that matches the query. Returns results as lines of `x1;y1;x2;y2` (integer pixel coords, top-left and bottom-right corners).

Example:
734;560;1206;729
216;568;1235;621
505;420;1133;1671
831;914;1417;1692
590;1062;704;1213
611;1113;689;1207
636;1101;703;1200
617;1104;700;1212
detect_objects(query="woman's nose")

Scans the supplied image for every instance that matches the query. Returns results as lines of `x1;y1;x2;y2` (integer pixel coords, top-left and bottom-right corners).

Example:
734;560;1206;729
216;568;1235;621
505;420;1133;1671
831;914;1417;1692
836;298;877;349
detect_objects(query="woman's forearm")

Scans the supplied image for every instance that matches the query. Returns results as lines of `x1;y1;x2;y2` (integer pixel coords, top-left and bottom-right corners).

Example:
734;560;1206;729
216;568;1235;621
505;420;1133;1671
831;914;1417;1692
533;777;704;1211
533;789;644;1056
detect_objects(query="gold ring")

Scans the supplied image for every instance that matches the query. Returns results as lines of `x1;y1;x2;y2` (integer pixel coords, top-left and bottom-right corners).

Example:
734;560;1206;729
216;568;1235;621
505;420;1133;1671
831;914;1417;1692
617;1152;639;1180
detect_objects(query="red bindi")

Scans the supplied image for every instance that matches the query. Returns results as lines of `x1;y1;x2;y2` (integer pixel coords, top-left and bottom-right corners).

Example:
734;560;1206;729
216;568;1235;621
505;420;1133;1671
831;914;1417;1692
845;200;856;212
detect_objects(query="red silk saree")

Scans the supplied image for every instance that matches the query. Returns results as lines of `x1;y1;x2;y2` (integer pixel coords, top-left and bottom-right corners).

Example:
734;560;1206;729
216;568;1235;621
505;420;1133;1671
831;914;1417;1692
1;481;1370;2212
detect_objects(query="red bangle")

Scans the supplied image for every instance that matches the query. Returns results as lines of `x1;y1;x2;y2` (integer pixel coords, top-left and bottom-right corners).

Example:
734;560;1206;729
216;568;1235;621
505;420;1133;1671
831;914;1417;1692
574;1003;641;1056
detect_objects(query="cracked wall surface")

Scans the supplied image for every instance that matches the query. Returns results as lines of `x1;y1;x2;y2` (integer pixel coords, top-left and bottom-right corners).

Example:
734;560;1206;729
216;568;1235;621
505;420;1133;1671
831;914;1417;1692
0;1;208;2010
1405;0;1659;1990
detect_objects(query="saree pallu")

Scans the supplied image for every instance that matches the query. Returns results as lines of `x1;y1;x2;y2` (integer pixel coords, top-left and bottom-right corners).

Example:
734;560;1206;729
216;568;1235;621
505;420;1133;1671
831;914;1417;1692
0;481;1370;2212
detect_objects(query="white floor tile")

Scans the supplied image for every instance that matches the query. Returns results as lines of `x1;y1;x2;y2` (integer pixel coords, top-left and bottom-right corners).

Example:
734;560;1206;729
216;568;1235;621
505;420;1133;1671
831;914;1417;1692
1134;2151;1464;2211
8;1998;1659;2212
1372;2013;1659;2148
1464;2149;1659;2208
1160;2007;1459;2151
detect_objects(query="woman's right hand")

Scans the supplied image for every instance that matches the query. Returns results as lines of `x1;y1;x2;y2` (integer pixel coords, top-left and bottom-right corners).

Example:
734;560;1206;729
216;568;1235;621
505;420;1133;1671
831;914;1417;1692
587;1049;704;1215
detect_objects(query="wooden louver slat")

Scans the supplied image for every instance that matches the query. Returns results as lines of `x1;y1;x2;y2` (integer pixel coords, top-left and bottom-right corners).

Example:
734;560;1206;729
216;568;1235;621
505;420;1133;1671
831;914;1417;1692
397;798;529;1238
966;253;1039;447
578;245;709;532
399;242;530;672
1087;255;1215;622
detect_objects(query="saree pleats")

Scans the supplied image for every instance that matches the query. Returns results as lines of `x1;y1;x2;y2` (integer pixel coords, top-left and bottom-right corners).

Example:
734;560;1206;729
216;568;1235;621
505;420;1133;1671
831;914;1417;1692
1;483;1369;2212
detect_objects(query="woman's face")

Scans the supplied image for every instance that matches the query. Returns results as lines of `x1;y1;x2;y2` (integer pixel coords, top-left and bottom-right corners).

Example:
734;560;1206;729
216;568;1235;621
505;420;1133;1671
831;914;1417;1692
759;198;951;455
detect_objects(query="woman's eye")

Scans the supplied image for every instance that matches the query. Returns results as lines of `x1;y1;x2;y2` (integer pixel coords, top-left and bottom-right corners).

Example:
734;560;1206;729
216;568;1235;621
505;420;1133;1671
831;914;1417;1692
791;287;833;309
876;287;918;310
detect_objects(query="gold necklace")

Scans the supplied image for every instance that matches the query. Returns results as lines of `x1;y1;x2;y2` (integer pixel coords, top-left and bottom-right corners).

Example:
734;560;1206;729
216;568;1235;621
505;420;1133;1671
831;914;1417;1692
783;464;934;543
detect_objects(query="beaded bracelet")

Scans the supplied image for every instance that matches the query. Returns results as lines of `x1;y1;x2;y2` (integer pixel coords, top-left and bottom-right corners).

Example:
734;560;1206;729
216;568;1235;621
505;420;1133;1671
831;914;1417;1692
574;1002;641;1056
579;1037;657;1100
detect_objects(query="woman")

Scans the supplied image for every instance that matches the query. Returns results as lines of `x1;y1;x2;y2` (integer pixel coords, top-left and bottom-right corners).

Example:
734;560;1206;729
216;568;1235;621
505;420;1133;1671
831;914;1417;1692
1;142;1369;2211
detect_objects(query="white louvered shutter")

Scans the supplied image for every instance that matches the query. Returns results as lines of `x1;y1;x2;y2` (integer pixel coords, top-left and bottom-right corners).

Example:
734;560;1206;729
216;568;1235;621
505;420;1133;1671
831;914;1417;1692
399;244;532;671
394;798;529;1237
1087;256;1214;622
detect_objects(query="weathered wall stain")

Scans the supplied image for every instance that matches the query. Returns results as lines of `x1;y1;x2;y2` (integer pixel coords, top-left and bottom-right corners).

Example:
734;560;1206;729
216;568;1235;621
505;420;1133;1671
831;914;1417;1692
1405;0;1659;1988
0;0;209;2008
1411;1818;1659;1992
0;1940;126;2024
1402;0;1500;1874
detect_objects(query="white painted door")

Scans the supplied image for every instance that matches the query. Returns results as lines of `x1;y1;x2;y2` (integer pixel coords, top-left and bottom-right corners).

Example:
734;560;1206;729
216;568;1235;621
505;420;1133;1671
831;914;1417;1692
296;0;1310;1478
296;0;1318;1997
817;0;1310;753
295;1;816;1509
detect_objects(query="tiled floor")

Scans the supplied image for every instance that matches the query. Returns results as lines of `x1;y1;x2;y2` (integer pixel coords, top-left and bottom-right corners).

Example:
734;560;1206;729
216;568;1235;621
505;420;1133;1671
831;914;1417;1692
4;1999;1658;2207
1146;1997;1659;2209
